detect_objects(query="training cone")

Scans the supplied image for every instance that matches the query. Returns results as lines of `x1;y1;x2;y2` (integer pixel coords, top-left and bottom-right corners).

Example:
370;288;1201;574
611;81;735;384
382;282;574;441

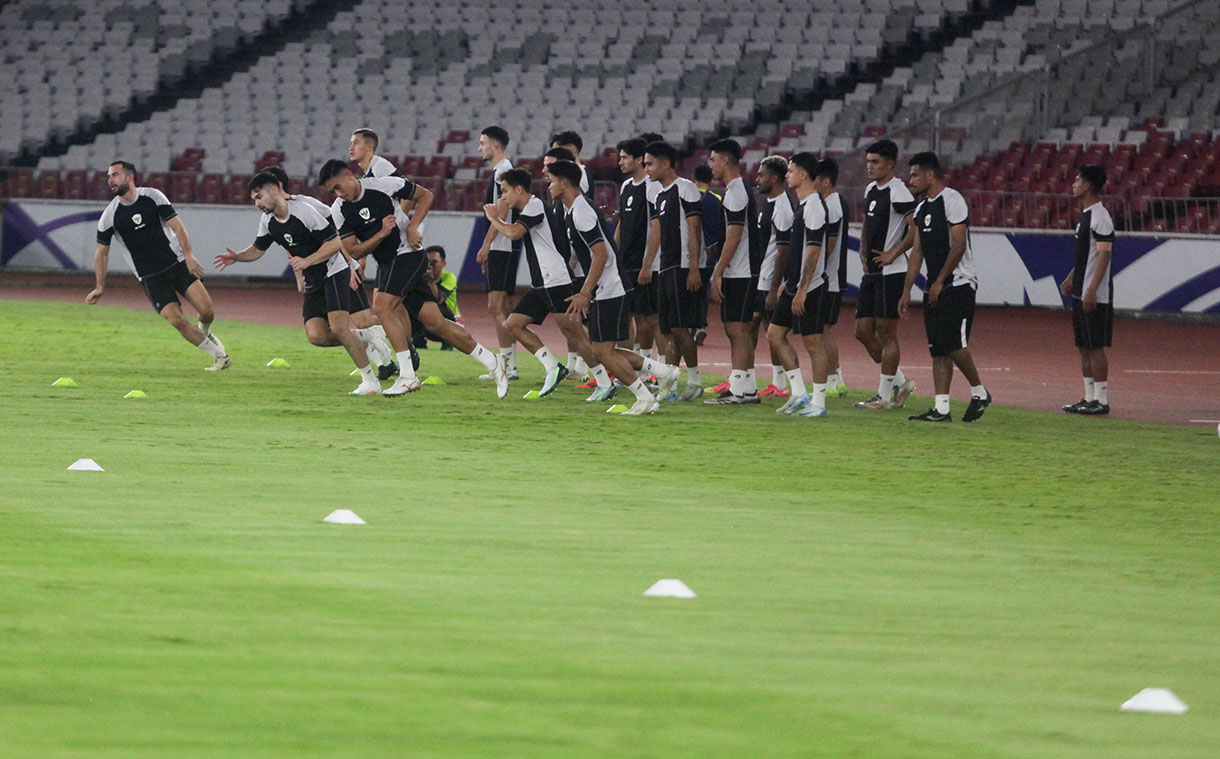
422;376;445;385
52;377;78;387
1121;688;1188;714
643;579;697;598
266;358;290;368
606;404;629;414
522;389;541;399
67;458;104;472
323;509;366;525
123;390;147;399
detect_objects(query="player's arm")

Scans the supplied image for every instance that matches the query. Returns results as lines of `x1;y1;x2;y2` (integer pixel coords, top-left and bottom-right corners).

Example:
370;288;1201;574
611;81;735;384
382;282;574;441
639;218;660;285
1082;240;1112;312
931;223;970;302
288;235;343;272
767;241;788;310
792;241;822;315
213;244;267;271
711;216;744;302
858;213;870;268
482;205;528;240
898;232;925;317
165;216;204;277
476;196;509;264
876;219;914;267
402;185;433;249
344;215;397;260
294;267;305;294
567;240;607;317
86;243;110;304
685;215;702;291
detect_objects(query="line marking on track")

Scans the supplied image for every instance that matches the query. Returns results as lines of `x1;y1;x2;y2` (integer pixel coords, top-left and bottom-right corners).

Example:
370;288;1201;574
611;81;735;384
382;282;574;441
1125;369;1220;375
1188;419;1220;424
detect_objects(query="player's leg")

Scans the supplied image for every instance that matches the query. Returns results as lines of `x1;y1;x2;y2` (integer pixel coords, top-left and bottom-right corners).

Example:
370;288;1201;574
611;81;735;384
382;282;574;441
485;248;520;377
177;278;230;369
346;281;395;377
159;301;208;345
507;289;565;395
304;317;340;347
414;299;503;384
328;308;382;395
798;332;830;417
179;277;217;336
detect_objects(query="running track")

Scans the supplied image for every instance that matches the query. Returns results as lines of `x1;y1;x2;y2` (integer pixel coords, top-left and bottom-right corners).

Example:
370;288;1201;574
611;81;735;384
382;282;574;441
4;278;1218;427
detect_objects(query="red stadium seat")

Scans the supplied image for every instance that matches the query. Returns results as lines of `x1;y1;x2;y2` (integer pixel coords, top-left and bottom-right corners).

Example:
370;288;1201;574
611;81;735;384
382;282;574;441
35;170;61;198
170;173;197;203
62;170;87;200
225;175;253;205
85;170;109;200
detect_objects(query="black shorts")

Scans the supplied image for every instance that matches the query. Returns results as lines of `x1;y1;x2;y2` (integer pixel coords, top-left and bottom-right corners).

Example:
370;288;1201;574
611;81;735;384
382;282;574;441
141;261;198;313
754;286;773;321
1072;299;1113;349
923;284;976;357
627;271;658;315
720;276;759;323
821;289;843;326
698;267;713;327
512;282;578;324
485;248;520;294
771;286;827;336
349;279;372;312
855;272;905;320
302;269;353;323
377;251;433;315
588;295;630;343
658;268;705;333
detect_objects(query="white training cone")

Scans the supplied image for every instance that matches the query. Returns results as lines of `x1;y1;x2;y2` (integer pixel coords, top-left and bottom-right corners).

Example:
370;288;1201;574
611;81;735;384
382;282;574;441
643;579;696;598
323;509;366;525
1121;688;1188;714
67;458;104;471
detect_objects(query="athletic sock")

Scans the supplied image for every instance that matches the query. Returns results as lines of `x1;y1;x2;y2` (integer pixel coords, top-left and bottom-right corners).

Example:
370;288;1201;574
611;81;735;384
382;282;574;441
640;356;665;376
371;325;387;340
207;332;227;356
772;365;787;389
1084;377;1095;402
198;336;225;359
470;343;497;371
744;368;757;394
687;366;701;387
395;350;418;380
786;368;807;397
535;347;558;373
812;382;827;409
197;320;211;337
894;368;908;387
831;368;844;387
1094;380;1108;405
728;370;745;396
359;365;376;384
935;394;951;414
567;352;582;373
879;374;896;401
632;343;641;355
592;363;612;389
353;327;378;342
628;378;653;401
502;346;517;374
970;384;987;399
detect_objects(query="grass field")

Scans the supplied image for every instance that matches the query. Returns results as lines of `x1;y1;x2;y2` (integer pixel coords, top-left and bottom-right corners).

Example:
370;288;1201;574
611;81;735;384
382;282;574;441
1;299;1217;758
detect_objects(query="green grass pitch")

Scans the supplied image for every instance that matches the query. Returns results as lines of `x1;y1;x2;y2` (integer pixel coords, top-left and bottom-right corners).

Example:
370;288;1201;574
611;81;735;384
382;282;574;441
1;300;1217;758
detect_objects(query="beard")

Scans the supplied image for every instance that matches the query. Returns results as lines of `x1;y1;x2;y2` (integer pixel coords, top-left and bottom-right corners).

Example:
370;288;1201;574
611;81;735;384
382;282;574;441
111;183;130;196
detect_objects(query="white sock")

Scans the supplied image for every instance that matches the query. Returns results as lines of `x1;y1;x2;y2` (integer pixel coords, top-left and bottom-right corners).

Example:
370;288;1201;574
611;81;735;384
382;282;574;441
567;352;581;373
628;378;653;401
395;350;418;380
353;327;378;342
786;368;806;397
371;325;387;339
935;394;951;414
1094;380;1108;405
894;368;908;387
772;365;787;389
502;346;517;373
812;382;827;409
535;347;558;372
744;368;757;395
879;373;895;401
632;343;641;354
1084;377;1095;402
197;320;211;337
969;384;987;399
830;368;843;387
470;343;497;371
197;335;225;359
729;370;745;396
592;363;612;388
359;365;376;384
687;366;701;386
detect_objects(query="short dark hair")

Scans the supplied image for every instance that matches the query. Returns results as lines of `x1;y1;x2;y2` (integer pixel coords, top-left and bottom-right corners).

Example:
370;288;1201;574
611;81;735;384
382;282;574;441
548;160;583;186
709;138;742;163
815;157;839;185
481;125;510;148
500;167;533;191
545;147;575;163
265;165;289;188
424;244;446;261
644;141;678;166
550;130;582;151
759;155;788;179
638;132;664;144
866;139;899;163
616;138;647;158
788;152;819;179
109;160;137;181
693;165;714;184
1078;164;1107;192
318;159;352;184
352;128;378;149
247;172;280;193
908;151;942;175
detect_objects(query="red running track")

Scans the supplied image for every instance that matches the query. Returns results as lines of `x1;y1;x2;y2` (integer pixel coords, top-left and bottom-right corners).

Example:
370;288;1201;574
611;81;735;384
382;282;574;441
3;278;1218;427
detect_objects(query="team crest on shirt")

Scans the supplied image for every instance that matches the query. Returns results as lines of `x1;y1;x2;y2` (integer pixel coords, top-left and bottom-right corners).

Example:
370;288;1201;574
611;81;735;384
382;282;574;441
868;200;876;213
131;213;142;225
924;214;932;226
283;233;294;246
658;200;667;214
627;196;634;208
359;208;371;220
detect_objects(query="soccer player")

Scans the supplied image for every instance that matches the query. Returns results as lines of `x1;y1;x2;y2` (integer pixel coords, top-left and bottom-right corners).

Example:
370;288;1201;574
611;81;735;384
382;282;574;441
899;152;991;422
706;139;761;404
348;128;400;178
691;164;722;349
474;125;520;380
1059;165;1115;415
641;141;705;401
754;156;795;398
542;146;592;383
768;152;831;418
483;168;603;399
549;130;595;202
321;160;508;398
213;172;380;394
855;139;917;410
550;160;672;413
615;138;660;360
814;158;849;397
87;160;230;370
